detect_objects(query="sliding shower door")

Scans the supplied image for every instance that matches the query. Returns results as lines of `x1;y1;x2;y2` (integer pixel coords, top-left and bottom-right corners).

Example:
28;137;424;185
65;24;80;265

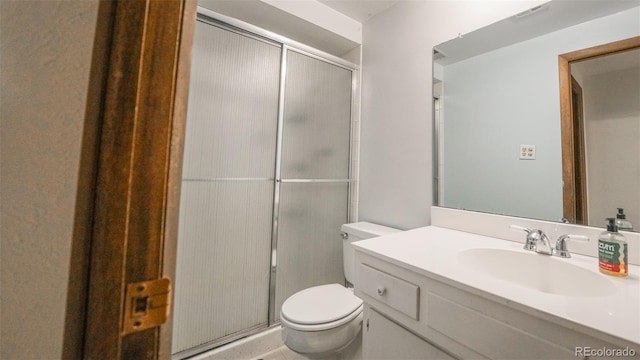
274;50;353;321
172;21;281;354
172;13;355;358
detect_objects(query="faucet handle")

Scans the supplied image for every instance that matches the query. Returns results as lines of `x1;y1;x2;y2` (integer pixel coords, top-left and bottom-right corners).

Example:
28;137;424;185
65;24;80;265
509;225;530;233
509;225;537;251
554;234;589;258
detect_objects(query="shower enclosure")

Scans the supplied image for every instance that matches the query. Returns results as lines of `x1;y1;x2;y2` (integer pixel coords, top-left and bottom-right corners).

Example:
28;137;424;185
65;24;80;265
171;10;357;358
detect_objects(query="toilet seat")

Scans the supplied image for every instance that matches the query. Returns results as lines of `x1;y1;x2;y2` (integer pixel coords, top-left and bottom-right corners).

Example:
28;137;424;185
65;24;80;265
281;284;363;331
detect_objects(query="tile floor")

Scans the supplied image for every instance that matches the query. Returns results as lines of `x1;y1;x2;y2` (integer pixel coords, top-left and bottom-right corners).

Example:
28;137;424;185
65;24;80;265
252;342;361;360
252;346;310;360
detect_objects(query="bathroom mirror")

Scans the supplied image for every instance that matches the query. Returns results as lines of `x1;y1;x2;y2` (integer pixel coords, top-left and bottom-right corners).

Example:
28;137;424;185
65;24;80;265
433;1;639;231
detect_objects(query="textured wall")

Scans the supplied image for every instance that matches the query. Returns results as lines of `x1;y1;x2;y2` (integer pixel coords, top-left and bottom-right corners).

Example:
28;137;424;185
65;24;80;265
0;1;99;358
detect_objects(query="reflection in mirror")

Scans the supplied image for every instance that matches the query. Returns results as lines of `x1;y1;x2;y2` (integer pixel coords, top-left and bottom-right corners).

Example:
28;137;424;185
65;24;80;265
559;40;640;229
433;1;639;231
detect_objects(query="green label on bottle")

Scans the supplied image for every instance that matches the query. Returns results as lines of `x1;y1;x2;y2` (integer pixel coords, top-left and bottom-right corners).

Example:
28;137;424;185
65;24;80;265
598;240;628;273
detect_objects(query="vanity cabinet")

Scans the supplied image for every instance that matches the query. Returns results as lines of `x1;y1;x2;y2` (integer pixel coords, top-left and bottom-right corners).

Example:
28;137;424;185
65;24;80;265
363;305;453;360
355;251;637;360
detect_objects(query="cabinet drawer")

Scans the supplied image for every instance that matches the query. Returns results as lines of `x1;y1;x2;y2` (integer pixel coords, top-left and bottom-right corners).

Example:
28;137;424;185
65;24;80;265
358;264;419;320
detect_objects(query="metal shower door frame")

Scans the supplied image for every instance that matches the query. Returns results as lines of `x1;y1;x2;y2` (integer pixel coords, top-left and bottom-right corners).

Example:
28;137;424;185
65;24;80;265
176;7;359;357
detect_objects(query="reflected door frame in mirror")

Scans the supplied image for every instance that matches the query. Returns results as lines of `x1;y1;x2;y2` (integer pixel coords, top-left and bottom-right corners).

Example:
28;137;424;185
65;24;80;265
558;36;640;224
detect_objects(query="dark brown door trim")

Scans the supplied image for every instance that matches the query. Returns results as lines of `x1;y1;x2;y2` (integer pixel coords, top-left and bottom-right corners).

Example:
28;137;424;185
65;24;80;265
569;75;587;224
81;1;196;358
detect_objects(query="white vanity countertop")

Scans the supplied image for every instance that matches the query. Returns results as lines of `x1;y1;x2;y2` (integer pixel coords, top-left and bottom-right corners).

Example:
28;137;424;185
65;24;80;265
353;226;640;345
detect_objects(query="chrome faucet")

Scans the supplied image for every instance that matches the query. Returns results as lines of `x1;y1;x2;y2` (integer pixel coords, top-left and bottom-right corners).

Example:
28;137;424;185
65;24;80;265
533;230;554;255
510;225;590;257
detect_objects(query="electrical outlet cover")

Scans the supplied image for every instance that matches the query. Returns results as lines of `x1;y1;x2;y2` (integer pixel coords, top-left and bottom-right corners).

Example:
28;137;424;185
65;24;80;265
519;145;536;160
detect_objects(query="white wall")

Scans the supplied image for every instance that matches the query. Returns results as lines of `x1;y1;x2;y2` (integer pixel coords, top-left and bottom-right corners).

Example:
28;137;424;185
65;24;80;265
358;1;546;230
0;1;99;358
584;67;640;228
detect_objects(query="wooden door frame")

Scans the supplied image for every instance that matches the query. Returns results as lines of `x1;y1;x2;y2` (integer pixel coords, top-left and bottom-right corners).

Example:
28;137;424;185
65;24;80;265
558;36;640;224
68;1;197;358
569;75;587;224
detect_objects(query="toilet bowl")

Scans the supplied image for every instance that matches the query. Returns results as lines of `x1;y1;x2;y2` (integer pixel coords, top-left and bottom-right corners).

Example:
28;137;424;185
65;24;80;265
280;222;400;358
281;284;363;357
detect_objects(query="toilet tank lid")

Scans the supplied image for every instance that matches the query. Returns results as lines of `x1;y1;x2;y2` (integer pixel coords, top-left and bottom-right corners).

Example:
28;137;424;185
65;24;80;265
340;222;400;239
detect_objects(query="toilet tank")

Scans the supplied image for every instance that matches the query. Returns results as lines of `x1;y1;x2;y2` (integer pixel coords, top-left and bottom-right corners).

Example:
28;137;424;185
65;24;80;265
341;222;400;284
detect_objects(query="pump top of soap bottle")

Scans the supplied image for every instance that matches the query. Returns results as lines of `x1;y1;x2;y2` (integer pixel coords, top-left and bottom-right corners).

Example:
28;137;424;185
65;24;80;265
615;208;633;231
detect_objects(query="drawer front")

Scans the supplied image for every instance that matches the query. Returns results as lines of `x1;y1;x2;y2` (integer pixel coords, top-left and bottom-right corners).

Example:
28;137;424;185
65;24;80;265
358;264;419;320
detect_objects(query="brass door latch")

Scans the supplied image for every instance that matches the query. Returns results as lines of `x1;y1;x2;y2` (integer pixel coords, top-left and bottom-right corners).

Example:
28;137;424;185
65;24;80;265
122;278;171;335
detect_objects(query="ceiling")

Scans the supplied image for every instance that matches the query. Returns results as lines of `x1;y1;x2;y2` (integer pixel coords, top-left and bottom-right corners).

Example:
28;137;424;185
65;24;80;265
434;1;640;65
317;0;399;23
197;0;400;57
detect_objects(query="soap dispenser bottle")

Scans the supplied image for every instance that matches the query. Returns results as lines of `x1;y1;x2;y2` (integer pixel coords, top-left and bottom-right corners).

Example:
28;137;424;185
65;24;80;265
615;208;633;231
598;218;628;277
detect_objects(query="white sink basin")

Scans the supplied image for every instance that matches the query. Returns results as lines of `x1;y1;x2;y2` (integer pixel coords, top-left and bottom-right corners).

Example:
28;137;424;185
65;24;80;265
458;248;616;297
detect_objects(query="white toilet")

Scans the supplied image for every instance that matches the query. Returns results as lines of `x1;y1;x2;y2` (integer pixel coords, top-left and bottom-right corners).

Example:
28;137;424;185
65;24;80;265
280;222;400;358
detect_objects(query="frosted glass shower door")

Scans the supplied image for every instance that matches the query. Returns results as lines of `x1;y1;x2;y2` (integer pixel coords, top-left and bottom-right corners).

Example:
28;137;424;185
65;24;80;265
274;50;354;320
172;20;281;354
